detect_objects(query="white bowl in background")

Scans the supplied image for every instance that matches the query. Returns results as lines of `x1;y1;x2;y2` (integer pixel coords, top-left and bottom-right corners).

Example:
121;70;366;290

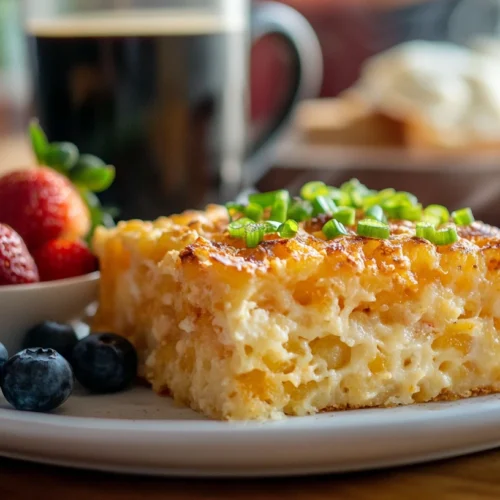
0;272;100;356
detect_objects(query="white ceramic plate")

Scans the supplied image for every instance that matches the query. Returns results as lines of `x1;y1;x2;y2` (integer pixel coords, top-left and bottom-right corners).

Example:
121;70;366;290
2;387;500;477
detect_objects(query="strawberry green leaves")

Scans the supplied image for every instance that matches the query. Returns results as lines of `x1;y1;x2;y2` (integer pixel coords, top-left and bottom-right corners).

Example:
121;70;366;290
27;119;117;241
70;155;116;192
44;142;79;174
29;119;49;164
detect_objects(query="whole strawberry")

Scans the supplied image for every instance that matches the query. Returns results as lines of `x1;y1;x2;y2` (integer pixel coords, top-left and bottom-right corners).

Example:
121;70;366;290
32;238;98;282
0;223;39;285
0;167;90;250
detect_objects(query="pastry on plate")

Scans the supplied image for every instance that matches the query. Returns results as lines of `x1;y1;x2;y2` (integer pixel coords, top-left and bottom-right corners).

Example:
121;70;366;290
93;180;500;420
298;40;500;151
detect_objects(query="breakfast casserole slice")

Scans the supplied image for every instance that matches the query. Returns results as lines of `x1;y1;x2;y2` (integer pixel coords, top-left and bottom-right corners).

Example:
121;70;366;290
92;180;500;420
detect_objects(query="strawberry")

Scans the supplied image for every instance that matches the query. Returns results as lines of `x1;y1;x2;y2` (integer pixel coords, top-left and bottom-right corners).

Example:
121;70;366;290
0;223;39;285
32;238;98;282
0;167;90;250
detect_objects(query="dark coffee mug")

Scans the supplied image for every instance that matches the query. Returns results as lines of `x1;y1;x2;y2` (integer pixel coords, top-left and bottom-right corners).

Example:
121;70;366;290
25;0;322;220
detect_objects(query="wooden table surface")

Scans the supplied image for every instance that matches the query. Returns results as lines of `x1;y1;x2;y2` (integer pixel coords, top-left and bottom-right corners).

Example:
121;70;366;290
3;449;500;500
3;134;500;498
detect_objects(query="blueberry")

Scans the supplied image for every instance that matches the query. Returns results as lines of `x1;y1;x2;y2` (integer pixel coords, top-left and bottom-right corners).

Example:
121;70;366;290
0;342;7;368
23;321;78;361
72;333;138;394
1;348;74;412
0;342;8;383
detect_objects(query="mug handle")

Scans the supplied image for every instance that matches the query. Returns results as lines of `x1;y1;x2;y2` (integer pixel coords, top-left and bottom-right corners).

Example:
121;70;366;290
244;1;323;185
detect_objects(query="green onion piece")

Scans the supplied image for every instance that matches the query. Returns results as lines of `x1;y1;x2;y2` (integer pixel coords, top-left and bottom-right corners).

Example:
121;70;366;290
287;199;313;221
312;195;337;216
249;189;289;208
226;202;245;221
365;205;386;223
397;191;419;206
262;221;281;234
382;193;418;215
399;203;423;221
244;203;264;222
278;219;299;238
332;207;356;226
357;219;390;239
300;181;329;201
424;205;450;225
228;218;253;238
421;214;440;227
362;188;396;210
361;194;380;210
226;202;245;213
327;187;351;207
349;190;364;208
452;207;475;226
322;219;349;240
245;223;265;248
434;226;459;246
416;222;436;241
384;199;422;221
377;188;397;201
340;179;371;196
339;179;371;208
270;195;289;223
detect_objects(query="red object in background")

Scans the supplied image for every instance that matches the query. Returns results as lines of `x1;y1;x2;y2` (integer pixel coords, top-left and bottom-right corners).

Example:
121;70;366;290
250;0;387;123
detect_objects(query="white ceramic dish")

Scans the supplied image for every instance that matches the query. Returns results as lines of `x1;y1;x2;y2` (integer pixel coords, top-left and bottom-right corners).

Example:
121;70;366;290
2;386;500;477
0;272;100;354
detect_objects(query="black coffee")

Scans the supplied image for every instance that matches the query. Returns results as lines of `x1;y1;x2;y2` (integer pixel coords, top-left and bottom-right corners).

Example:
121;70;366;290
27;12;247;220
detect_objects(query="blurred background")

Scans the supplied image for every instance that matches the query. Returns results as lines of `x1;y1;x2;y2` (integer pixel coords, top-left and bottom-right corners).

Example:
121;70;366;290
2;0;500;224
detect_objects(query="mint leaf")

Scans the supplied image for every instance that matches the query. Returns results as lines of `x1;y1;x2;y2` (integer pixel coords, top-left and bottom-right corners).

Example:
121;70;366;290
29;119;49;164
71;155;115;192
43;142;79;174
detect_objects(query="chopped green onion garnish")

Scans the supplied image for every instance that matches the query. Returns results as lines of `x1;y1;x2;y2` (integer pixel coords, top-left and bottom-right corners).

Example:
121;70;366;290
278;219;299;238
382;192;418;215
424;205;449;225
312;195;337;216
249;189;289;208
357;219;390;239
322;219;349;239
365;205;386;223
270;195;289;223
245;223;265;248
398;191;419;206
332;207;356;226
362;188;396;210
421;214;441;227
452;207;474;226
416;222;436;241
434;226;459;246
339;179;372;208
377;188;397;201
340;178;371;196
226;202;245;221
262;221;281;234
349;190;364;208
228;218;253;238
327;187;351;207
300;181;329;201
244;203;263;222
287;199;313;221
383;199;422;221
399;204;423;221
